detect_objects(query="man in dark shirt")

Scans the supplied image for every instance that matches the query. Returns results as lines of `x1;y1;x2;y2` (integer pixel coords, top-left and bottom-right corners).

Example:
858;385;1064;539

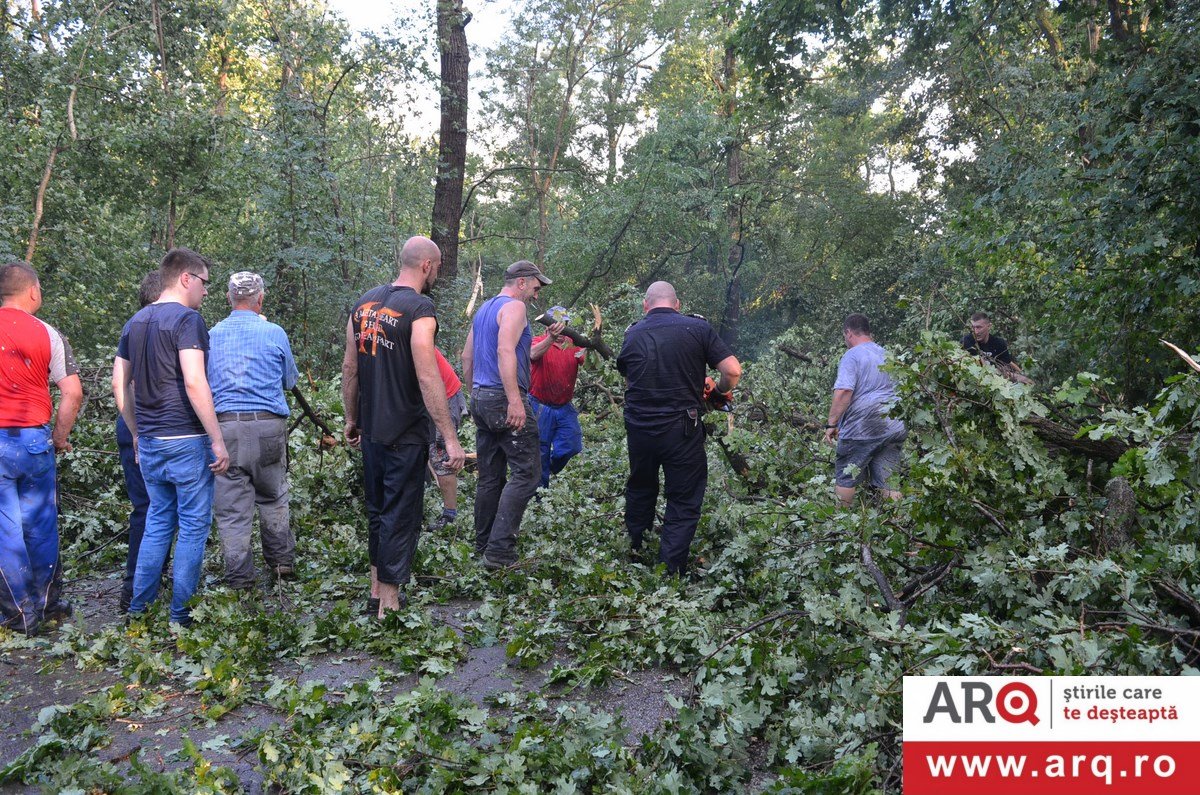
961;312;1032;384
617;281;741;575
342;236;464;616
112;270;162;613
113;248;229;627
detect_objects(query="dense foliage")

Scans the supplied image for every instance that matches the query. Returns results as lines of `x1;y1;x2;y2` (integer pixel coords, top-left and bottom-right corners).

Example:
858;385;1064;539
3;0;1200;791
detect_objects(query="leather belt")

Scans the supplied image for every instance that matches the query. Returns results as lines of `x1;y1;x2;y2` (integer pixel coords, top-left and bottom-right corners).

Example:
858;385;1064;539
217;411;285;422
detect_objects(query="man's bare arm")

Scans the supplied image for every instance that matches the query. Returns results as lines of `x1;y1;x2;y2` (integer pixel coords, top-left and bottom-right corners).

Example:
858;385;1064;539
412;317;465;471
179;348;229;474
341;317;361;447
51;373;83;452
714;355;742;394
824;388;854;445
113;356;138;437
496;301;528;429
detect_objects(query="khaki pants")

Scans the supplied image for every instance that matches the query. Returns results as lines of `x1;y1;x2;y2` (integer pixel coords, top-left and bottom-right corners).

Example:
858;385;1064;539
214;415;293;587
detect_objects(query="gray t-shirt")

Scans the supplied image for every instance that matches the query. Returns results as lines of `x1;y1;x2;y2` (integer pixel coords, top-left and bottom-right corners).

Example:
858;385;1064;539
833;341;905;440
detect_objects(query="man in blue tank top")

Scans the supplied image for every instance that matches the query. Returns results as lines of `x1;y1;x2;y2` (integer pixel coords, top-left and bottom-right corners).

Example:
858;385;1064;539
461;260;551;569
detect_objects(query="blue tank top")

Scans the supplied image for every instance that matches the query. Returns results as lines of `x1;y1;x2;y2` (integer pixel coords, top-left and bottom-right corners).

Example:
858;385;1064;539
471;295;532;392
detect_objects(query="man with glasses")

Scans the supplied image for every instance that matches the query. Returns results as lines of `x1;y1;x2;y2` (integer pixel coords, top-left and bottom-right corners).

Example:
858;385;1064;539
113;247;229;627
462;260;550;569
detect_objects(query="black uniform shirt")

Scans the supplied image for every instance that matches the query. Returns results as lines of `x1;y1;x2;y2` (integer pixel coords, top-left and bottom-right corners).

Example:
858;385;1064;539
961;333;1013;365
618;308;734;432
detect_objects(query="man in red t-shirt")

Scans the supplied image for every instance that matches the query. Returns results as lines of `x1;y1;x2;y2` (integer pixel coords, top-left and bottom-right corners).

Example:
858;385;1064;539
529;307;585;488
0;261;83;635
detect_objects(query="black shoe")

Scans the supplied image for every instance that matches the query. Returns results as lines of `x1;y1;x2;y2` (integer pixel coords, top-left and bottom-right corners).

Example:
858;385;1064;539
628;548;645;565
482;554;509;571
271;565;296;581
362;597;380;616
43;600;73;622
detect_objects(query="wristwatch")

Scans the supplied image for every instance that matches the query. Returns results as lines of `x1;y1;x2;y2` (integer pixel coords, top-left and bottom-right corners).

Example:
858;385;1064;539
825;423;837;428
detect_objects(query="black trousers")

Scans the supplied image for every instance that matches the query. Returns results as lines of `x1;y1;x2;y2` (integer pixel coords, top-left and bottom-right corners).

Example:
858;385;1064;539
624;412;707;574
361;439;428;585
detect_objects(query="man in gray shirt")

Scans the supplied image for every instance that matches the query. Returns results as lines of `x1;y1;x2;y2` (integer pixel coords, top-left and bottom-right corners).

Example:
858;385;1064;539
823;313;906;506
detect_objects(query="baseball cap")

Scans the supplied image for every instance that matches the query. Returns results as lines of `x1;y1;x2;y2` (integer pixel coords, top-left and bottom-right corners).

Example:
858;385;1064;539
228;271;265;298
504;260;552;285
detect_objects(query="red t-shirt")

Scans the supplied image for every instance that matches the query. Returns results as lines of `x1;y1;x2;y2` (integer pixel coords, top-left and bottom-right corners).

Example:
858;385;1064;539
0;307;78;427
530;335;584;406
435;348;462;399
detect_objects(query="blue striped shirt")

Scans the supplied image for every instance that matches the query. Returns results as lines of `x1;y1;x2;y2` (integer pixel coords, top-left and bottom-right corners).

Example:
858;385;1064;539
208;310;299;416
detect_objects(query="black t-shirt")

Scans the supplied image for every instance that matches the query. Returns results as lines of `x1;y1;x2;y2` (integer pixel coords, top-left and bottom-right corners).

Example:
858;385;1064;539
961;333;1013;365
617;308;734;432
116;302;209;436
352;284;437;447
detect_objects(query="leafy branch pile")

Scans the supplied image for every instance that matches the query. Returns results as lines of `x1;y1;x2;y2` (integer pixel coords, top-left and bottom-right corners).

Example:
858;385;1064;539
4;336;1198;792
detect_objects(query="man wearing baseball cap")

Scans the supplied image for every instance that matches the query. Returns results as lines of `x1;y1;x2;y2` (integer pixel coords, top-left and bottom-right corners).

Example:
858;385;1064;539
461;260;550;569
207;271;300;590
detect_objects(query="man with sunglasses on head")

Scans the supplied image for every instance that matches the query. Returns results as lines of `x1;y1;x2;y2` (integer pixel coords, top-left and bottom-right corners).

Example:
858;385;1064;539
462;260;551;570
113;247;229;627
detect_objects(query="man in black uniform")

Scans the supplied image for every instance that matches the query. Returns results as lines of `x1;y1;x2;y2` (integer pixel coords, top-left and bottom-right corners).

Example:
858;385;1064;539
617;281;741;574
961;311;1031;384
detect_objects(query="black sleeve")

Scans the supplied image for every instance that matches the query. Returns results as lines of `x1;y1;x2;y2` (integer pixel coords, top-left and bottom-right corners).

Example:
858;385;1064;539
705;324;734;368
961;334;976;353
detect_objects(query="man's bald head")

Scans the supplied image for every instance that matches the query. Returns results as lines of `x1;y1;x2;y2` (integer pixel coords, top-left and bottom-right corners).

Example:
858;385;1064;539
643;281;679;311
399;236;441;272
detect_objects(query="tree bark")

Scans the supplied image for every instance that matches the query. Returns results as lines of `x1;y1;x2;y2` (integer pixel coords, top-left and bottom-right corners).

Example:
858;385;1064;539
717;36;744;350
27;143;62;262
431;0;470;287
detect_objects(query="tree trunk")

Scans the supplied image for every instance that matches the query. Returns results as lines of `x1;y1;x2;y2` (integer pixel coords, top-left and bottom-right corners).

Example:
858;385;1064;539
431;0;470;287
717;37;743;349
26;144;62;262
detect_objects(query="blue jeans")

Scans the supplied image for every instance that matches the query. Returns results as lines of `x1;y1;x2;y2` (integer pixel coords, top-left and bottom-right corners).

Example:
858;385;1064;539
129;436;215;624
0;426;61;633
529;397;583;488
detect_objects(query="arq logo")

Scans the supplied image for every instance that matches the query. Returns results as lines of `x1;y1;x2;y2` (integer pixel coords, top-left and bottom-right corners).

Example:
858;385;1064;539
923;681;1040;725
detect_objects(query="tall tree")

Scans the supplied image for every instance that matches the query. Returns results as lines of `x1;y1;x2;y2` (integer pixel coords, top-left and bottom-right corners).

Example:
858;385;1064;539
431;0;470;285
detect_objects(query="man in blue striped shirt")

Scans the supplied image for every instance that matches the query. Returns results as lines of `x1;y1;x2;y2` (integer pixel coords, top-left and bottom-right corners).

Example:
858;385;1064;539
208;271;300;589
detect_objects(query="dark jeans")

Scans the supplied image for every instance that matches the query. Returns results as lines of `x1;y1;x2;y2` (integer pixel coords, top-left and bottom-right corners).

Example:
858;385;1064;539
471;388;540;565
529;397;583;488
361;439;428;585
625;412;707;575
117;416;158;612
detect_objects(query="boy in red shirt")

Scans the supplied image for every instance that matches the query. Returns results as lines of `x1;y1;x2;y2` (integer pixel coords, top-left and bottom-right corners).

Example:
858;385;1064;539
529;307;585;488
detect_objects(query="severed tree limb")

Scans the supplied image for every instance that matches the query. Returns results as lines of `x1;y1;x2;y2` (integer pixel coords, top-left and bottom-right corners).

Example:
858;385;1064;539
688;609;806;702
1022;415;1130;462
289;386;336;444
897;554;961;603
861;542;905;624
1161;339;1200;374
1152;578;1200;627
777;344;812;363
